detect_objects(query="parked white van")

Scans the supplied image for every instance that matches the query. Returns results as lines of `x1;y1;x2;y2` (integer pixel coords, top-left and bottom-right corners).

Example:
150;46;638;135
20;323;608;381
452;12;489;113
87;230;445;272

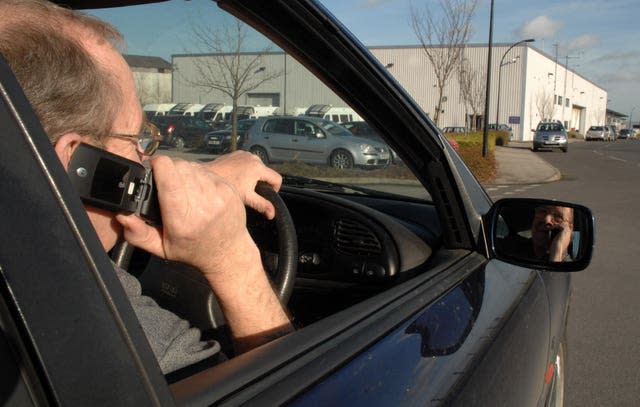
249;105;279;118
196;103;225;122
143;103;177;117
183;104;205;116
305;104;363;123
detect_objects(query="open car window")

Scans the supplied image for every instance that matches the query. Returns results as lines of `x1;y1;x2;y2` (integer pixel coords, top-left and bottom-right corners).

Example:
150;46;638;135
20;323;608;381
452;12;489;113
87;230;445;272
88;0;432;201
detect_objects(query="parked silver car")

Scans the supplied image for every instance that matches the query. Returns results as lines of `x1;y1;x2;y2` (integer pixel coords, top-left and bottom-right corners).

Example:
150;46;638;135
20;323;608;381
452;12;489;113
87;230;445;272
585;125;610;141
242;116;391;169
532;121;568;152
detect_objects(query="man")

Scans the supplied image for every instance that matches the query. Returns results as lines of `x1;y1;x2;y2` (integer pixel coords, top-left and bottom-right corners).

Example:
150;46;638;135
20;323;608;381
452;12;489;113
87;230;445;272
531;205;574;262
0;0;292;373
497;204;574;263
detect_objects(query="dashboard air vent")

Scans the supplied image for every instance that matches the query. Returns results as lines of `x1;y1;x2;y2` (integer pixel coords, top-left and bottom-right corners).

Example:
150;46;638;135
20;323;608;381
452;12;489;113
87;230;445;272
332;218;382;256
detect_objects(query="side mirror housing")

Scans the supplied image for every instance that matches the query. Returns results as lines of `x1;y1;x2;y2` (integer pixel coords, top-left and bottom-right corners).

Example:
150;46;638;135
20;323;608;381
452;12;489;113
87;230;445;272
485;198;595;272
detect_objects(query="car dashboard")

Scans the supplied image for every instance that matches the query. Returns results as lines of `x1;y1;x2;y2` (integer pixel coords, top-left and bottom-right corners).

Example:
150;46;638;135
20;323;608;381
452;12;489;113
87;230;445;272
251;186;442;326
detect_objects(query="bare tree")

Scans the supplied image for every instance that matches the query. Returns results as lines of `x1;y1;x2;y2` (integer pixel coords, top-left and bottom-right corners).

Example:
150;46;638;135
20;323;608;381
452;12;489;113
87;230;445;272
410;0;478;126
535;88;555;121
458;58;485;130
186;19;282;151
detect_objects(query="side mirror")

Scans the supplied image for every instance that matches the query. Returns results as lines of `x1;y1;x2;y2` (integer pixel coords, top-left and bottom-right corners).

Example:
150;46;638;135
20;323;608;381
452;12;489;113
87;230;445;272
485;198;595;272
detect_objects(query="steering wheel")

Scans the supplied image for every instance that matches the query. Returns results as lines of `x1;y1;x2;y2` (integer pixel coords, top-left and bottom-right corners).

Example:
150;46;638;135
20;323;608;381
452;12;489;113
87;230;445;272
251;181;298;303
125;181;297;335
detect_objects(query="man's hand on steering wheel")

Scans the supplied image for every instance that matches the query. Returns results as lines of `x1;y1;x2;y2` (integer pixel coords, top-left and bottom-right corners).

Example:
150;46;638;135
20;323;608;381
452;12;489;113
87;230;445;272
208;150;282;220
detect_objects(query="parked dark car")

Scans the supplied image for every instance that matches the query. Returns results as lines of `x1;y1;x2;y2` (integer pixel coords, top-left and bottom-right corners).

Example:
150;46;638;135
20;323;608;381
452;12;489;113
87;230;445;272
204;119;257;153
618;128;634;139
441;126;469;134
0;1;595;406
149;115;181;147
167;116;217;149
488;123;514;140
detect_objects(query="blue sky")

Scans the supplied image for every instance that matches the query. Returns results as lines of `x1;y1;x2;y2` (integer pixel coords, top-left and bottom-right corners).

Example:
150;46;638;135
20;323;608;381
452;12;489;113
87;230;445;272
319;0;640;118
90;0;640;119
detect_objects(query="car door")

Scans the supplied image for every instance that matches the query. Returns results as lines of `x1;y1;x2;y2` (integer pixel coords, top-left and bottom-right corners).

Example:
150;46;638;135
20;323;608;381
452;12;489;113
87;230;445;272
283;260;550;407
261;117;295;161
293;118;328;164
0;53;173;406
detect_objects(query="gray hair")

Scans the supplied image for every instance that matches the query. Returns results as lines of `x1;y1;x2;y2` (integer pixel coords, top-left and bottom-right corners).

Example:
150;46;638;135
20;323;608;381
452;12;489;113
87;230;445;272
0;0;125;143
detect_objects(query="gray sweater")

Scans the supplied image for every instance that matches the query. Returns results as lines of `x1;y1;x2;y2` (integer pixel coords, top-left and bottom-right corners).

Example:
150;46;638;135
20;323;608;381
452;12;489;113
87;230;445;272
115;266;220;373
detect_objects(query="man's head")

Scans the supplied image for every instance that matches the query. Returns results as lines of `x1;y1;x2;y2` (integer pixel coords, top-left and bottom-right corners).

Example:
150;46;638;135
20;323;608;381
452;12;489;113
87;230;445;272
0;0;147;250
531;205;574;257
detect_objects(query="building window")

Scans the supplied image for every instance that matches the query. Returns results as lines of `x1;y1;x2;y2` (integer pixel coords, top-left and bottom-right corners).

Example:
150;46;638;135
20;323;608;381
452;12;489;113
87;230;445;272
558;96;563;105
566;98;570;107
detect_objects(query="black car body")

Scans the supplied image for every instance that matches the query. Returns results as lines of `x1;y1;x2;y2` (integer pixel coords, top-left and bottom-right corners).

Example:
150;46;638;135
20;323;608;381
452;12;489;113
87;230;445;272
166;116;217;149
204;118;257;153
0;1;595;406
618;128;633;139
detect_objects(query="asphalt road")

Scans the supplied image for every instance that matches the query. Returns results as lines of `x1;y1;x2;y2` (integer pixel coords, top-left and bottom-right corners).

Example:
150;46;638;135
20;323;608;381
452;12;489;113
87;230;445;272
491;140;640;406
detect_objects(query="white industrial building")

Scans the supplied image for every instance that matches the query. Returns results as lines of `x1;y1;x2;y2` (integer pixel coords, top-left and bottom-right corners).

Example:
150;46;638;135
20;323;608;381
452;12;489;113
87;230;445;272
170;43;608;141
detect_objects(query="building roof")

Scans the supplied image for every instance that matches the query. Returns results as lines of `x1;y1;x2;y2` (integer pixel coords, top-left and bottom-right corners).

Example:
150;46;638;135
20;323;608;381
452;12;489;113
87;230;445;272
123;54;172;70
607;109;628;118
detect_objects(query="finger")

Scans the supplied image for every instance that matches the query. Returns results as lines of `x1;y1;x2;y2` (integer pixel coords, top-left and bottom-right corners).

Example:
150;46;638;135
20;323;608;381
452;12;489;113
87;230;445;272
116;213;166;258
259;168;283;192
245;193;276;220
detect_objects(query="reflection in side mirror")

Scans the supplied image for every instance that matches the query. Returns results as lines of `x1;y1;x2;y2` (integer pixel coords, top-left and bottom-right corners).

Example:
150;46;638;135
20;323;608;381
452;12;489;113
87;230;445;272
486;198;595;272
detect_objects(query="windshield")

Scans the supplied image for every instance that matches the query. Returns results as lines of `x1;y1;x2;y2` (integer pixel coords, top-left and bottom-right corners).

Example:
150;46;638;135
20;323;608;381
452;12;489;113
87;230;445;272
322;121;354;137
537;123;564;131
88;0;428;201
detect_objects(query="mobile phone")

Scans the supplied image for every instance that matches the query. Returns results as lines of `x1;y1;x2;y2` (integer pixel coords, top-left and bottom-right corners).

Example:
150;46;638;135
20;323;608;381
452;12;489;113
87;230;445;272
549;228;560;241
67;143;161;225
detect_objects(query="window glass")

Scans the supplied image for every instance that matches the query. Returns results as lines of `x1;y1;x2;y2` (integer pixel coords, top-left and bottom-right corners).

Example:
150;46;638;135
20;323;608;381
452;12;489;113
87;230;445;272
89;0;425;200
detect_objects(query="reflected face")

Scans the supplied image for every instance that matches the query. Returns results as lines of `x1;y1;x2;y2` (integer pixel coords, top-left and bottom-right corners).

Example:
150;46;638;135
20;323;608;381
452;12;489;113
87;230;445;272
531;205;573;249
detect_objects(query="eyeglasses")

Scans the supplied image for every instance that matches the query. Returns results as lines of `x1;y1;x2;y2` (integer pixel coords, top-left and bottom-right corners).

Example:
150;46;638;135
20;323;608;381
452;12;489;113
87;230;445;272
108;121;161;156
534;206;565;223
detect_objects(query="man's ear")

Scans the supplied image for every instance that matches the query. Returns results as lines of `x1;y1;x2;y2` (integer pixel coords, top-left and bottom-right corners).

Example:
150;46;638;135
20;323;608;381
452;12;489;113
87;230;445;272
54;133;84;170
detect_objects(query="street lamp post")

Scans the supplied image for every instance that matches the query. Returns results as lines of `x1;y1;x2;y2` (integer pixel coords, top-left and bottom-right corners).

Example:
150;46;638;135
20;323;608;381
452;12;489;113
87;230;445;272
495;39;534;131
629;107;635;129
481;0;495;157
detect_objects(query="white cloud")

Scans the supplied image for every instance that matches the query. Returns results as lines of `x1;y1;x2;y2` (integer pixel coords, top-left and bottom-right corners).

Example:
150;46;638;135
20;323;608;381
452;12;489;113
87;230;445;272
517;15;563;39
565;34;599;51
359;0;389;8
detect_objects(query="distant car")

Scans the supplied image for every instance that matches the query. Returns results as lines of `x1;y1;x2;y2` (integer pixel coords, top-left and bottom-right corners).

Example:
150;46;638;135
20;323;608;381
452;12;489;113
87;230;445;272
618;129;634;139
585;125;609;141
488;123;513;140
441;126;468;134
342;121;402;164
204;119;257;153
532;121;568;152
168;116;217;149
149;115;181;147
242;116;391;169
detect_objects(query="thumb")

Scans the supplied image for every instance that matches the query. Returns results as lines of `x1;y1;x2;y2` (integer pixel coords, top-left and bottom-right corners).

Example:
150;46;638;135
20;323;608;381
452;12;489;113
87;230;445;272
115;213;166;258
